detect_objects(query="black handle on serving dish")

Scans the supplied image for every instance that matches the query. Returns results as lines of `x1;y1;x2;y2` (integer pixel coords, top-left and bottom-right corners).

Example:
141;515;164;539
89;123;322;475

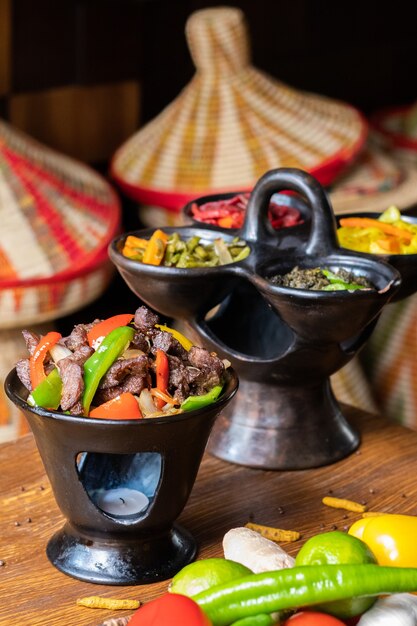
240;168;339;255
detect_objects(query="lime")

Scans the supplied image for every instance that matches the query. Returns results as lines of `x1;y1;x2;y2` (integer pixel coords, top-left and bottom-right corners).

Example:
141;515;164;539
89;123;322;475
295;531;377;619
169;557;252;598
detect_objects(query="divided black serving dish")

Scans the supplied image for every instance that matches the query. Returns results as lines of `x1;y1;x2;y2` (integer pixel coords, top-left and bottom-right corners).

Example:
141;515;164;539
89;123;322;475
109;168;405;470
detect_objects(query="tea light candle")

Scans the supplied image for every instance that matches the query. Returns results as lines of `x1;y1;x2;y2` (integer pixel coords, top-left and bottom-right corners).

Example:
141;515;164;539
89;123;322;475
96;487;149;516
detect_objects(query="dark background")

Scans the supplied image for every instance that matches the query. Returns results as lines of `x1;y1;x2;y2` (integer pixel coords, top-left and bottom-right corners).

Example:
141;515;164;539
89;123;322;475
4;0;417;127
2;0;417;329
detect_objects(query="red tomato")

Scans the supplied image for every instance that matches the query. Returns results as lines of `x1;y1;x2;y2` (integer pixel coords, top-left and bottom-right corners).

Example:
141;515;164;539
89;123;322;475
128;593;212;626
283;611;346;626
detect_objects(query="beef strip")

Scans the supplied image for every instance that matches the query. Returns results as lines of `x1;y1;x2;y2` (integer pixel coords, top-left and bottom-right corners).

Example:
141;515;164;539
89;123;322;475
134;306;159;333
21;330;40;356
99;355;148;389
58;358;84;411
167;355;200;403
120;375;147;395
92;387;122;404
187;346;225;394
16;358;32;390
151;330;188;359
67;400;84;416
52;345;94;412
70;345;94;365
131;331;151;353
63;322;95;351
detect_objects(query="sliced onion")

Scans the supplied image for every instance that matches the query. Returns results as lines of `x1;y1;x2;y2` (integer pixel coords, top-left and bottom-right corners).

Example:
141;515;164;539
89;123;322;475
121;348;145;359
138;388;158;417
49;343;72;364
150;388;178;406
144;407;183;419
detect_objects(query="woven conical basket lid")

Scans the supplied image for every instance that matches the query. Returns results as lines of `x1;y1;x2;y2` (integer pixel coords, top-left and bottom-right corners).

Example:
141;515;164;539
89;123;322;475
112;6;367;211
372;103;417;161
330;143;417;214
0;120;121;328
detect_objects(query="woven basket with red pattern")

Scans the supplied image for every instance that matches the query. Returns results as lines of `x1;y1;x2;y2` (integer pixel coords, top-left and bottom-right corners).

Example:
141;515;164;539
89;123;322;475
111;6;367;212
0;120;121;328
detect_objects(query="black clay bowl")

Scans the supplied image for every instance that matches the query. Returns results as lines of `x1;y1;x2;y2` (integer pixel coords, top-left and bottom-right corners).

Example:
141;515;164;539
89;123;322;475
183;190;310;236
252;254;401;344
336;210;417;302
109;227;250;319
5;367;238;584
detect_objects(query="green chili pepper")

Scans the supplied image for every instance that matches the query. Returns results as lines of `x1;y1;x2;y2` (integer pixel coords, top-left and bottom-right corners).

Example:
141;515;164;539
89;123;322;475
82;325;135;415
181;384;223;412
229;614;275;626
294;530;377;618
194;564;417;626
28;367;62;410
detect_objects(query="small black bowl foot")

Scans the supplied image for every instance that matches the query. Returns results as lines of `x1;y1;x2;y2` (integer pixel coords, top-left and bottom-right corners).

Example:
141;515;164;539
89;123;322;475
47;523;197;585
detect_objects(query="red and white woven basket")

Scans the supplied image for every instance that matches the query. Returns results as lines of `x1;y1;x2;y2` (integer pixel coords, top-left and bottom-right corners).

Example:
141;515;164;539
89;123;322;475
112;6;367;212
0;120;121;328
0;120;121;440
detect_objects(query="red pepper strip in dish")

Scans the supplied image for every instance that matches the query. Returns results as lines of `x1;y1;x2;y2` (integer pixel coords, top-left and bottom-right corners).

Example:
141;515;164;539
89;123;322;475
29;331;62;389
89;393;143;420
155;350;170;409
87;314;133;347
128;593;212;626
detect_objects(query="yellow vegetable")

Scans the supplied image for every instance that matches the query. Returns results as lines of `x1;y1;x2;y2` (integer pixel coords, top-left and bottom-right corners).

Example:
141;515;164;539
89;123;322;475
155;324;193;350
337;206;417;255
349;514;417;567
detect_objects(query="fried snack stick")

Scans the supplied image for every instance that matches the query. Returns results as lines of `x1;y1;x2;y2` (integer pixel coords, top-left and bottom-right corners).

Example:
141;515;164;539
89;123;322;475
77;596;140;610
322;496;367;513
245;522;300;542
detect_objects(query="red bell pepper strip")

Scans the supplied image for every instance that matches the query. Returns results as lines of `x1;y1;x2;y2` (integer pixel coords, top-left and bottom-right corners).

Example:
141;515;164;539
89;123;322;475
29;331;62;389
128;593;212;626
87;314;133;347
89;392;143;420
155;349;169;409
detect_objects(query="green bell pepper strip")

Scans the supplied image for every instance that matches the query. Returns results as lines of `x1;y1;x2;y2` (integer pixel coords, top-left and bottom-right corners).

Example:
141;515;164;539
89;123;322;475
194;564;417;626
181;384;223;412
82;325;135;415
322;269;368;291
28;367;62;410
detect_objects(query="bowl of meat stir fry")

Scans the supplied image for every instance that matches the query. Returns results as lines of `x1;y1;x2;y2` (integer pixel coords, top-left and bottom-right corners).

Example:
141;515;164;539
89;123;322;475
5;305;238;585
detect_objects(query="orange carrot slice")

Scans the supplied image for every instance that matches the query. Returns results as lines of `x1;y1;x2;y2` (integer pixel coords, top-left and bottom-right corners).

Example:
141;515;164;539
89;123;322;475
339;218;413;242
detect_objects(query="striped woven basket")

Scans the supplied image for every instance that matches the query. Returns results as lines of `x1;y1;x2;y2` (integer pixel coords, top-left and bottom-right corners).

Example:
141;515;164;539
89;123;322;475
329;141;417;428
0;120;121;440
0;119;121;328
112;6;367;212
372;103;417;163
330;142;417;214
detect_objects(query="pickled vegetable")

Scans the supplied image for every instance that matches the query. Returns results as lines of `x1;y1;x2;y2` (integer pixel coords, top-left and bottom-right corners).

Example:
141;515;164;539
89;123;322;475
122;232;250;267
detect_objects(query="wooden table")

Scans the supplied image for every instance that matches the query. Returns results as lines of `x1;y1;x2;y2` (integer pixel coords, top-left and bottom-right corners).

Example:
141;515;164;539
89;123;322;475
1;406;417;626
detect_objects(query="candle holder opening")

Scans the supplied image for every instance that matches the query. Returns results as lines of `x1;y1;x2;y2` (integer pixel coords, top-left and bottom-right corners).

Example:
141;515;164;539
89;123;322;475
77;452;162;521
